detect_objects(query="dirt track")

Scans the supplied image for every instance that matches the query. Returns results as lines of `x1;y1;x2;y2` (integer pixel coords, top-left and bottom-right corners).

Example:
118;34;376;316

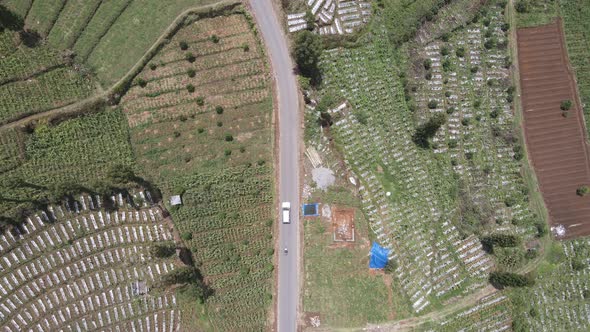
518;20;590;239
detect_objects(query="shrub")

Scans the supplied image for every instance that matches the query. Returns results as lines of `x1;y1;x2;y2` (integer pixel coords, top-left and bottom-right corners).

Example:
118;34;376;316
179;115;187;122
149;63;157;70
242;43;250;52
181;232;193;240
423;58;432;70
572;258;586;271
173;131;181;138
217;121;223;127
197;97;205;106
465;151;474;160
448;140;458;148
473;99;481;108
215;106;224;114
151;244;176;258
440;46;449;56
239;146;246;153
197;128;205;134
562;111;570;118
136;78;147;88
456;46;465;57
185;53;196;63
461;118;470;126
179;41;189;50
425;71;432;80
224;134;233;142
210;35;220;43
577;185;590;196
186;84;195;93
445;91;452;98
224;149;232;156
482;233;521;249
187;69;196;78
560;99;572;111
484;38;497;49
490;109;499;118
446;107;456;114
515;0;529;13
471;66;479;74
442;59;452;72
490;271;534;288
428;100;438;109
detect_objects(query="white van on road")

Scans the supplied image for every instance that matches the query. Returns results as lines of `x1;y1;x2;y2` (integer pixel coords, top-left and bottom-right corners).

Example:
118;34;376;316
282;202;291;224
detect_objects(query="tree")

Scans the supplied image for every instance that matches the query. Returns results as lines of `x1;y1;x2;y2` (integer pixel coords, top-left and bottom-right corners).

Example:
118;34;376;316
215;105;224;114
19;29;41;48
413;113;447;148
0;5;24;31
428;100;438;109
179;41;188;50
186;84;195;93
560;99;573;111
187;69;196;78
305;9;315;31
293;30;323;85
489;271;535;288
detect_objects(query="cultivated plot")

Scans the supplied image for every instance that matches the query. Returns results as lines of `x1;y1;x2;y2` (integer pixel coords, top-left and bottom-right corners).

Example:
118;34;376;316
517;20;590;239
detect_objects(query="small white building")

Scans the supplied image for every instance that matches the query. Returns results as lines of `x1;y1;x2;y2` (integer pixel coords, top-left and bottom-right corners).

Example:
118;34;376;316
170;195;182;206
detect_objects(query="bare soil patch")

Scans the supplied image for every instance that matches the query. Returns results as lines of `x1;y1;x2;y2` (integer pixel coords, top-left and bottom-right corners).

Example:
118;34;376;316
332;206;355;242
517;20;590;239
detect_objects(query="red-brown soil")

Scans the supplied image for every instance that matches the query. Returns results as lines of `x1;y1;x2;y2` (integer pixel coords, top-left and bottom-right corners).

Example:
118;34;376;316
518;20;590;239
332;207;355;242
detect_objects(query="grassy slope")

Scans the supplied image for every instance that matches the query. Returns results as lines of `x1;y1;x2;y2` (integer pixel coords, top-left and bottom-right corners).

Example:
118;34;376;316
46;0;103;49
303;184;412;327
85;0;219;86
24;0;66;36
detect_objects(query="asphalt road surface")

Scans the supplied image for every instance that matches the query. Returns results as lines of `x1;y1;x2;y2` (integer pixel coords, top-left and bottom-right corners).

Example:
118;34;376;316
249;1;301;331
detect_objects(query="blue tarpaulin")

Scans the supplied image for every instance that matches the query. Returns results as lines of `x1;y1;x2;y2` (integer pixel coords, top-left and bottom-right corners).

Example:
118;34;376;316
369;242;389;269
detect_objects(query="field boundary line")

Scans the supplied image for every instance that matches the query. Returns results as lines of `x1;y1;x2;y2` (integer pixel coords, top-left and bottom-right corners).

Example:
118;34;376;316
0;0;241;131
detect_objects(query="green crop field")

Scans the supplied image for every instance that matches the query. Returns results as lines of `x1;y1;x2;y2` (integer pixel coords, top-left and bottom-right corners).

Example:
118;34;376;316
0;27;96;124
0;109;134;220
120;11;274;331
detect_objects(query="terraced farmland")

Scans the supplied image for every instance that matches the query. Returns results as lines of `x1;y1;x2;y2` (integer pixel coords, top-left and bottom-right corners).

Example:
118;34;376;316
517;20;590;239
3;0;223;86
121;12;274;331
0;27;95;125
0;192;181;331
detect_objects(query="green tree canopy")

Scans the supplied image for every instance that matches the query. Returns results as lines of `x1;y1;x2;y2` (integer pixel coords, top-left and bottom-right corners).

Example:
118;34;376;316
293;30;323;85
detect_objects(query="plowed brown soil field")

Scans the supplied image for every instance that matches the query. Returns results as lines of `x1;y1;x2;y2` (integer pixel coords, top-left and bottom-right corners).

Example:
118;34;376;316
518;20;590;240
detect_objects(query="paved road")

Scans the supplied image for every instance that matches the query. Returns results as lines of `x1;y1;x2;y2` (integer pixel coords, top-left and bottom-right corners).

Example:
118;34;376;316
248;1;301;332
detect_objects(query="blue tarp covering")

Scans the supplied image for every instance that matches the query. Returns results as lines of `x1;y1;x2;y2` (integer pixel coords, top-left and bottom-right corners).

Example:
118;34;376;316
302;203;320;216
369;242;389;269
